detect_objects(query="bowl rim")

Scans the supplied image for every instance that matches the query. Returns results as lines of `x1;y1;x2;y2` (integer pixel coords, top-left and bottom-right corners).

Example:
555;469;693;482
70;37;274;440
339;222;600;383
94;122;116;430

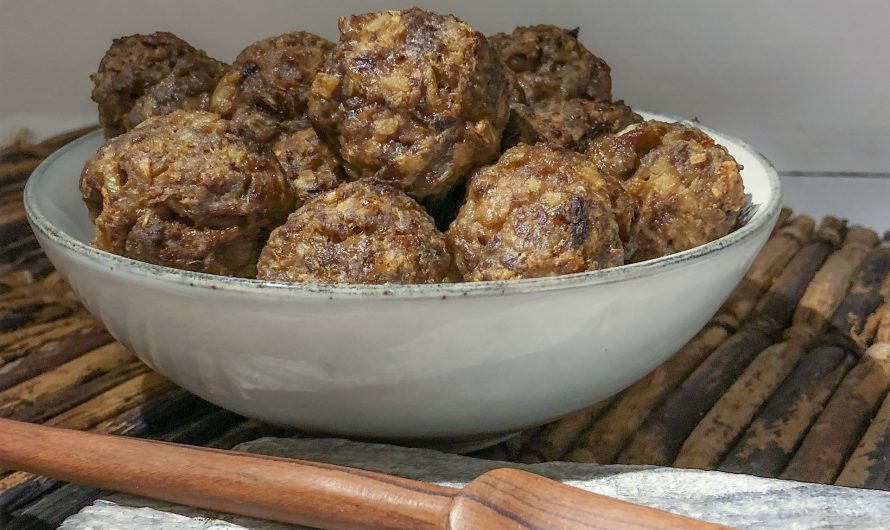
24;115;782;300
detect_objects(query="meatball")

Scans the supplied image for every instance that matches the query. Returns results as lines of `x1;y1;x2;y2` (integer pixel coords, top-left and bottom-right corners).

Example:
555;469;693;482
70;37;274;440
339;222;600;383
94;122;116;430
502;64;529;105
446;144;635;281
502;98;642;152
91;32;225;138
123;53;226;135
308;7;512;199
80;111;294;277
271;119;344;205
257;180;457;284
210;32;334;143
587;120;746;262
489;25;611;104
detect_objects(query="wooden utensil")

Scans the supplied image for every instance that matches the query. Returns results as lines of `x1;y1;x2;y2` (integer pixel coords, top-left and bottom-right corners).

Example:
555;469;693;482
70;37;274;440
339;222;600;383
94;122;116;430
0;418;730;529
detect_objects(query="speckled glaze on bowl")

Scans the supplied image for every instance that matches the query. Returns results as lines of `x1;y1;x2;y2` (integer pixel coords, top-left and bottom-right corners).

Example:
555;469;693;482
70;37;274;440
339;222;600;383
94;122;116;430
24;113;781;440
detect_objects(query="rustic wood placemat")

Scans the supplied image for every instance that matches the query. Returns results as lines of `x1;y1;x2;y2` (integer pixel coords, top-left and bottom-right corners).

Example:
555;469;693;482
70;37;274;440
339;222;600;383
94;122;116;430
1;129;889;529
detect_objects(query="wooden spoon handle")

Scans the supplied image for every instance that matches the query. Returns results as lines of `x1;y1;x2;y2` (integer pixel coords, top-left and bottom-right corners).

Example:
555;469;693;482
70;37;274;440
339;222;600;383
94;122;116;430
0;418;732;529
0;417;453;530
451;468;733;529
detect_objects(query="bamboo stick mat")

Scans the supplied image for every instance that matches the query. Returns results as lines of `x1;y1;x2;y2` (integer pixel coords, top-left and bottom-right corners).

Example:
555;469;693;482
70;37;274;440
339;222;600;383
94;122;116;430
1;128;889;528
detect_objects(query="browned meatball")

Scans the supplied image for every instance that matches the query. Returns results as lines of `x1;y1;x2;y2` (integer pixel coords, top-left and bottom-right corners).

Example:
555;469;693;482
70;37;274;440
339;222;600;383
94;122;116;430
80;111;294;277
502;64;529;105
587;121;746;262
502;98;641;152
446;144;635;281
257;180;457;284
489;25;611;104
124;53;226;135
91;32;225;138
308;7;511;199
271;120;344;206
210;32;334;143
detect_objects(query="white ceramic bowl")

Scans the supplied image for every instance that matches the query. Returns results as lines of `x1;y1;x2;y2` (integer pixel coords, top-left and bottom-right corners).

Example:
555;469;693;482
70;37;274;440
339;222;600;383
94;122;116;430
24;113;781;441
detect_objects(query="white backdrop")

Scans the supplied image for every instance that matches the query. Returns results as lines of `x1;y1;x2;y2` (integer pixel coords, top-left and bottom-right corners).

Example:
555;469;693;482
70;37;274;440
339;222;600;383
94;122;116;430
2;0;889;175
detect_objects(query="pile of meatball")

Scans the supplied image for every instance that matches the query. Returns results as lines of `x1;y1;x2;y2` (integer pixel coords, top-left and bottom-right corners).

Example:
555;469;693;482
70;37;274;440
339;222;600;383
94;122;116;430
80;7;745;285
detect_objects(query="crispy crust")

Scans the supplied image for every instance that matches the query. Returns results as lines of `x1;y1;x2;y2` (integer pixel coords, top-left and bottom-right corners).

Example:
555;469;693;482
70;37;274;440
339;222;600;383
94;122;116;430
271;120;345;206
210;32;334;143
257;180;458;284
489;25;611;104
80;111;294;277
91;32;225;138
307;7;511;198
446;144;635;281
502;98;642;152
587;121;746;261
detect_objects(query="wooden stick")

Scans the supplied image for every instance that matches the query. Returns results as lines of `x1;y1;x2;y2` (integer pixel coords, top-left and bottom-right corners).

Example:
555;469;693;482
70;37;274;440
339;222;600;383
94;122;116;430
782;343;890;483
205;420;293;450
874;304;890;343
0;270;35;290
503;428;536;461
0;160;39;187
615;218;840;466
836;373;890;490
722;215;815;322
5;417;284;527
9;249;51;277
0;275;80;315
520;395;619;461
0;303;47;329
157;410;246;449
2;125;98;159
0;314;98;358
0;271;67;300
89;389;206;438
718;345;855;477
12;362;149;424
12;389;201;490
0;304;74;331
4;410;248;526
566;316;738;464
4;483;105;530
773;207;793;232
1;397;227;516
674;226;879;469
828;234;890;352
0;173;29;194
745;216;845;335
0;131;35;160
0;185;30;216
565;217;815;464
673;340;801;470
0;125;97;165
0;235;38;265
0;373;176;499
861;275;890;346
0;330;113;393
0;210;28;248
0;342;133;415
0;419;730;530
26;303;76;326
42;371;174;430
25;257;55;281
792;226;878;330
615;329;774;466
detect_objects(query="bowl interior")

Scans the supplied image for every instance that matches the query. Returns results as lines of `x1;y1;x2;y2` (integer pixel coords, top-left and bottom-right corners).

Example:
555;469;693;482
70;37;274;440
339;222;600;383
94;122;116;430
25;112;781;296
